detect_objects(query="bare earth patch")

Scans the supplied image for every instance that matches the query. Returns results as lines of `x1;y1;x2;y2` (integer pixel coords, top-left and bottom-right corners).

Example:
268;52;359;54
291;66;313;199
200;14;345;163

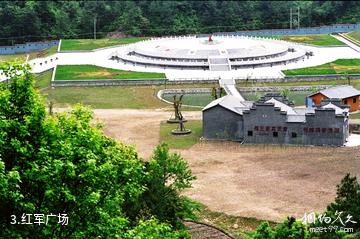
94;109;360;222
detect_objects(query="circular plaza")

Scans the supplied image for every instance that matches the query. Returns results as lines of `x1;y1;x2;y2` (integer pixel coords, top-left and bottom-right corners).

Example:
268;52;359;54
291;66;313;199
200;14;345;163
111;35;308;71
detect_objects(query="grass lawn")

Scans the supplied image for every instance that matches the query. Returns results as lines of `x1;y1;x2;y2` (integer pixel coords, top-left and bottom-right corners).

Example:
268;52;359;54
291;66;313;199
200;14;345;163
346;30;360;44
282;59;360;76
42;85;169;109
159;120;202;149
274;34;345;46
60;38;147;51
35;70;211;109
55;65;166;80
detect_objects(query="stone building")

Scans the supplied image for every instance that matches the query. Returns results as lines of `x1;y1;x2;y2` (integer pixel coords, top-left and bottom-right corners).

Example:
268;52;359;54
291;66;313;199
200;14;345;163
203;93;349;146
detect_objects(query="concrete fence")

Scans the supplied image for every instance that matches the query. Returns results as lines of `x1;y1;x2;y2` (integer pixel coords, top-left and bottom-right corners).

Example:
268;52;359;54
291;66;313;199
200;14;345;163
215;22;360;37
0;40;59;55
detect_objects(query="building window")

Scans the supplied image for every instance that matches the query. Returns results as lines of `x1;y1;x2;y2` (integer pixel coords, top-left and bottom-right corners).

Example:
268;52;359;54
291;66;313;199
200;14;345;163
353;98;357;103
291;132;297;138
273;132;278;137
248;131;253;136
344;99;348;104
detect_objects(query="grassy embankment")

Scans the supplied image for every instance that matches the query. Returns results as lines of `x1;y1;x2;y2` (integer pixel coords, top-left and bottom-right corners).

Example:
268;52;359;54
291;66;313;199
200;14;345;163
274;34;345;46
0;45;58;63
345;29;360;44
283;59;360;76
60;38;147;51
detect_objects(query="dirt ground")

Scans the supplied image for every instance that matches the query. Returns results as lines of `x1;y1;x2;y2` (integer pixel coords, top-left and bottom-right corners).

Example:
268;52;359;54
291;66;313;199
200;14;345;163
94;109;360;222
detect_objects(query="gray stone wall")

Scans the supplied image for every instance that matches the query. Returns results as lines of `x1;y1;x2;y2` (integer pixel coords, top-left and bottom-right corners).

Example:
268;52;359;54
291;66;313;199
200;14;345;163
203;106;243;141
241;104;347;146
303;110;347;146
243;104;294;145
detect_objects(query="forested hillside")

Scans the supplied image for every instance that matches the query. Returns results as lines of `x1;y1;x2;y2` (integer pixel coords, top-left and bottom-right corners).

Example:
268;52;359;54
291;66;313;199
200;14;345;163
0;1;360;45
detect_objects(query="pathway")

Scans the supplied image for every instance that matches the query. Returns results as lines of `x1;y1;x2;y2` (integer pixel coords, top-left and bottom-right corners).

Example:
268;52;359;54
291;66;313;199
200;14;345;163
219;78;245;101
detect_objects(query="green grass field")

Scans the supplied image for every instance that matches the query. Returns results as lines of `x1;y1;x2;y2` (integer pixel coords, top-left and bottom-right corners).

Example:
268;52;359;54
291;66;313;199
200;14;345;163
55;65;166;80
283;59;360;76
60;38;147;51
274;34;345;46
42;85;169;109
159;120;202;149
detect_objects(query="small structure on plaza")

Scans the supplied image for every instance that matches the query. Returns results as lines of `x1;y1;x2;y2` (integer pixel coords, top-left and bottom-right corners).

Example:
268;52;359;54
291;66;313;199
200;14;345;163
171;111;191;135
168;94;187;123
203;93;349;146
167;94;191;135
307;85;360;112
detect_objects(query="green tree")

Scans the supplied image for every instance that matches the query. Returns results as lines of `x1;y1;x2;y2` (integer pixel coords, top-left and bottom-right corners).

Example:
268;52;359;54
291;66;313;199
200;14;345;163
125;143;199;228
327;174;360;232
0;63;190;238
248;217;309;239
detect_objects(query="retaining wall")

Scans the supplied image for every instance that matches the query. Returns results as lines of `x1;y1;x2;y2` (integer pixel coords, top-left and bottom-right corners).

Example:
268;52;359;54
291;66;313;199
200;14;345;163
51;74;360;87
215;22;360;37
0;41;59;55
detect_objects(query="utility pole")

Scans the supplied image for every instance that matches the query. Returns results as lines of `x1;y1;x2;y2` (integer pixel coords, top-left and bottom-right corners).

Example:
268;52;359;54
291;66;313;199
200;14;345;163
289;7;300;29
94;15;97;40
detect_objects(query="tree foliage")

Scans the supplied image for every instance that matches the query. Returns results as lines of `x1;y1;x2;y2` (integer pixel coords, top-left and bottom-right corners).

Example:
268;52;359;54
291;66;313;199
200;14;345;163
0;63;193;238
1;1;360;44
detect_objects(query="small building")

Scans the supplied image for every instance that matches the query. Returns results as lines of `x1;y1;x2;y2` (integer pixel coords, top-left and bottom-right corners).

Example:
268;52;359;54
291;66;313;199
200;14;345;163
307;85;360;112
203;93;350;146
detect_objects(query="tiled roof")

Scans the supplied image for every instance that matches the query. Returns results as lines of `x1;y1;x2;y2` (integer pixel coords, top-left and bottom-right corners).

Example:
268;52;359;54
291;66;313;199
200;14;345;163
203;95;252;115
311;85;360;99
265;98;297;115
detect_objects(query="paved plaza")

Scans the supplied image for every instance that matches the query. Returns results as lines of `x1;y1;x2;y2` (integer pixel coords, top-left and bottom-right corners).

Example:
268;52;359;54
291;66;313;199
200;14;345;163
28;35;360;80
